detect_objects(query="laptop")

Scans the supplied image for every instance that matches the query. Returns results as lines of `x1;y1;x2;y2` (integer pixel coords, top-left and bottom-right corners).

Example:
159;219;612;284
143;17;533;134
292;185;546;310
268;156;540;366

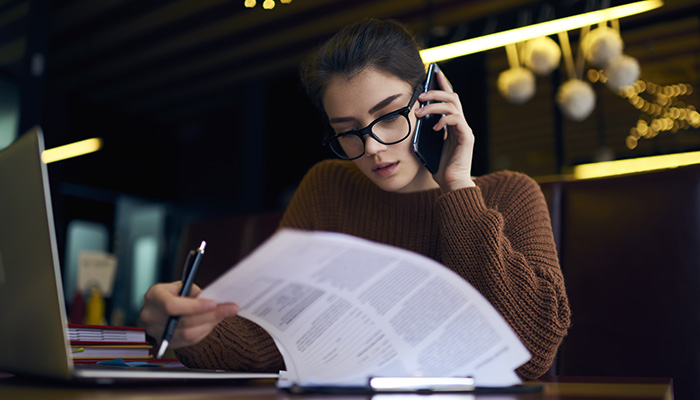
0;127;278;384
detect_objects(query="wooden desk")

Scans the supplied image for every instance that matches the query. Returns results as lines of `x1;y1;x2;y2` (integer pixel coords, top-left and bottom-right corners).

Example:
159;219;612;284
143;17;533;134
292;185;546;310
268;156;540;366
0;374;673;400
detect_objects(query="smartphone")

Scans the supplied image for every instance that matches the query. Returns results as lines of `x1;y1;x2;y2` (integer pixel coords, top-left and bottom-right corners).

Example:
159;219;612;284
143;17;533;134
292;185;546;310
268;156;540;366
412;63;446;175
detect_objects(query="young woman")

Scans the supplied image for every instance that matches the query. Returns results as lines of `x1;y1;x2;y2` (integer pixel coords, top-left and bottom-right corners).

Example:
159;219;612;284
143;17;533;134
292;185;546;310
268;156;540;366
140;18;570;380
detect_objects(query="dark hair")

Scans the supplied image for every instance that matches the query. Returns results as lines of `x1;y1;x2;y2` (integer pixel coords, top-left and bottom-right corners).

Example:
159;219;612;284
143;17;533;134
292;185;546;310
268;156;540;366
299;18;426;111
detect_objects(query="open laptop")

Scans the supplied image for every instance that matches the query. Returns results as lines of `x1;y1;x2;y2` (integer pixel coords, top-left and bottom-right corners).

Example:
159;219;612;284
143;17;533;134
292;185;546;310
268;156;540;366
0;127;278;384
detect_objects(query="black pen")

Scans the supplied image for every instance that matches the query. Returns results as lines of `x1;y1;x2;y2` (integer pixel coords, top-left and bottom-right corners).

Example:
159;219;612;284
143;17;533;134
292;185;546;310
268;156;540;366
156;240;207;359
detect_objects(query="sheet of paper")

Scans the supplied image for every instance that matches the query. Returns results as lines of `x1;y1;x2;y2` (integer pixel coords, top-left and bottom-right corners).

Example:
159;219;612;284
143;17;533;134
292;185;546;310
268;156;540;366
200;229;530;387
77;251;117;296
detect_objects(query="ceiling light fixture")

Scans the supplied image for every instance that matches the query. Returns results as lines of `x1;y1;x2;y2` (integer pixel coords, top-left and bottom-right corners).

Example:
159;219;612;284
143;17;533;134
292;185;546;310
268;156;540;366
572;149;700;179
41;138;103;164
244;0;292;10
419;0;663;64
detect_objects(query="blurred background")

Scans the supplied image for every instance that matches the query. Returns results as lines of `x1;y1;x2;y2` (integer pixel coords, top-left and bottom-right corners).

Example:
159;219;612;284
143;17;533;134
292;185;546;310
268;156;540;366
1;0;699;324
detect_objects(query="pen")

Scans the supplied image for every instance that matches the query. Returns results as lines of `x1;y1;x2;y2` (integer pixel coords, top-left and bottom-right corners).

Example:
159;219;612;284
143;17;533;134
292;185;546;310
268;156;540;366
156;240;207;359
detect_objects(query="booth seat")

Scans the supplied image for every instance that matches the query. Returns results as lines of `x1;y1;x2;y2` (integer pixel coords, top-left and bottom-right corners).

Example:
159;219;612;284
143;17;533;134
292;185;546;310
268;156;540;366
177;163;700;399
540;163;700;400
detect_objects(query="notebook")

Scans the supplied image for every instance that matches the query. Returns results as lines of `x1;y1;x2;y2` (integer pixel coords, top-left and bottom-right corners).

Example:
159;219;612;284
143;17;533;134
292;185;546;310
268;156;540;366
0;127;277;384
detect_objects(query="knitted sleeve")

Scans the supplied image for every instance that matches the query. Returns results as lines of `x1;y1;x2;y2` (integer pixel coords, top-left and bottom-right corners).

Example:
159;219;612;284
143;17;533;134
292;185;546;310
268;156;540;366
435;172;570;379
174;316;285;372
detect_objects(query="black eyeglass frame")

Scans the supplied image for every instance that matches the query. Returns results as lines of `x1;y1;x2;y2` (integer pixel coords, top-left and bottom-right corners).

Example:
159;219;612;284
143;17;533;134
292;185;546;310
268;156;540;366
323;86;423;160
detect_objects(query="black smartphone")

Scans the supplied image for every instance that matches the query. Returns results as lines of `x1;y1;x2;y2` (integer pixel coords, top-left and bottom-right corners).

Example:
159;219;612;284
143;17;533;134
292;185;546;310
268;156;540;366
412;63;446;175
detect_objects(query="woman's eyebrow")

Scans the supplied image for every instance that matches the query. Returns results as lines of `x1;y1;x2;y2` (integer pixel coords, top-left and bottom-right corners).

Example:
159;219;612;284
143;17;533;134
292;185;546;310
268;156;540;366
328;93;403;125
368;94;402;115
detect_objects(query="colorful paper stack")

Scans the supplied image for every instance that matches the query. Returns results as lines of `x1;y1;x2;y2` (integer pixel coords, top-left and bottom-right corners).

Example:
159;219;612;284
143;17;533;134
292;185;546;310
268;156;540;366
68;324;153;363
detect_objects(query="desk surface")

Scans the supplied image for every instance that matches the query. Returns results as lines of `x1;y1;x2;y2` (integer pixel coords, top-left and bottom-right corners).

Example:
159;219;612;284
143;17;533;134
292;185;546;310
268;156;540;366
0;374;673;400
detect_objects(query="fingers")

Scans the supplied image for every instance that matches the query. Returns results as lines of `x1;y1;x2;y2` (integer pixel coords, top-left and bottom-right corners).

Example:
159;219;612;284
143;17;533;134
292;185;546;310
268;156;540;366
417;90;462;112
415;95;465;133
141;304;238;348
142;283;212;318
415;98;462;122
139;281;239;349
176;303;239;328
163;294;217;316
168;303;240;348
435;114;473;137
189;284;203;297
417;70;476;191
416;71;463;120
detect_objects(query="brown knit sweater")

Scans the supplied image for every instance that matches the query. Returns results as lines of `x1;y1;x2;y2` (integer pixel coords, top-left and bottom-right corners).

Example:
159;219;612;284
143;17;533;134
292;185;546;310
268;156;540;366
176;160;571;379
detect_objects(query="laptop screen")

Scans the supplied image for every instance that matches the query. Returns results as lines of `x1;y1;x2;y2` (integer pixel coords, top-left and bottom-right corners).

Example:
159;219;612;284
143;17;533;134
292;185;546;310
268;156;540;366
0;127;75;379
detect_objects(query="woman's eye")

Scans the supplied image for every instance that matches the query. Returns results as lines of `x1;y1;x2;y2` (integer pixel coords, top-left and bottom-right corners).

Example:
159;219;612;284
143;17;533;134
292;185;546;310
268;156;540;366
334;130;355;138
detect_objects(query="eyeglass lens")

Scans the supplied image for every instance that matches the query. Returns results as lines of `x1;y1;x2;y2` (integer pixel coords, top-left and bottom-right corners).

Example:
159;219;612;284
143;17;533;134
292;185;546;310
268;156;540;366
331;113;411;159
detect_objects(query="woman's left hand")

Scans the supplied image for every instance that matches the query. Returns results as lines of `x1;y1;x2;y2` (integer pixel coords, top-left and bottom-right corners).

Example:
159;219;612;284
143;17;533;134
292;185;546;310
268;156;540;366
414;69;476;192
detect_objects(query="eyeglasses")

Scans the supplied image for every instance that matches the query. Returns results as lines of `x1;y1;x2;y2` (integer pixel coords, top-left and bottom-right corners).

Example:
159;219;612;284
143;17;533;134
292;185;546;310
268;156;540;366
324;87;422;160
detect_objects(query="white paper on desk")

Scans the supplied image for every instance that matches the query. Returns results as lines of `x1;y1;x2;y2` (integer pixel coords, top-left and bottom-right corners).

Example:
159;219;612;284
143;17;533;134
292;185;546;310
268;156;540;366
200;229;530;387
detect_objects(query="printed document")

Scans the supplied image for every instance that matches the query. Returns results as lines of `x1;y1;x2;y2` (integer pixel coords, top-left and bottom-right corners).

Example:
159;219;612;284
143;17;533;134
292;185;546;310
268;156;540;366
200;229;530;387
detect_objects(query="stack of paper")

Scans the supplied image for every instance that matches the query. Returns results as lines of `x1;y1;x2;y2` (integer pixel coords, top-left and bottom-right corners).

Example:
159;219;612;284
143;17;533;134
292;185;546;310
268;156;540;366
68;324;152;362
200;229;531;389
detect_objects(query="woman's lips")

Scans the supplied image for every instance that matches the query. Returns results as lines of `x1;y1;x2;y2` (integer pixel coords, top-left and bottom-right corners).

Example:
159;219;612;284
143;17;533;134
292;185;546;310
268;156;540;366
373;162;398;177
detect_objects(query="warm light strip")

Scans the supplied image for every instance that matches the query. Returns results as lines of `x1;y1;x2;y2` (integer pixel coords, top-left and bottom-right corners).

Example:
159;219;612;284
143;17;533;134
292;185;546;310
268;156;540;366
41;138;103;164
573;150;700;179
420;0;663;63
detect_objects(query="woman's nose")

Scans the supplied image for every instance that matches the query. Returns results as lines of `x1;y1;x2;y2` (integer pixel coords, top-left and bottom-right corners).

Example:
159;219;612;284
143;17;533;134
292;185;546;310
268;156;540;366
363;135;387;156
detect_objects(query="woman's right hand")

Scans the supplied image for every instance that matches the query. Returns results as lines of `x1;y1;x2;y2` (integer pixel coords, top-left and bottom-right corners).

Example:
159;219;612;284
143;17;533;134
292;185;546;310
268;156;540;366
139;281;240;350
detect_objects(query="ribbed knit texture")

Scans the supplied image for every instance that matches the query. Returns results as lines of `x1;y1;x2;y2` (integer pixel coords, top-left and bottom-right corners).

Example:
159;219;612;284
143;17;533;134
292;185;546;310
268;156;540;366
175;159;571;379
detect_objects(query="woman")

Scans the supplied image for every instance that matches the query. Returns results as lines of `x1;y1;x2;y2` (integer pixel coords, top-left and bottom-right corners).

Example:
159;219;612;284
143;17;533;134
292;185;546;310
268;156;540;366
140;18;570;380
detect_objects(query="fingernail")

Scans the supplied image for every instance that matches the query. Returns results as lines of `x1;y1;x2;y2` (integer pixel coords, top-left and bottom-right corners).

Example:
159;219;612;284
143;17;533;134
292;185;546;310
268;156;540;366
203;300;216;311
